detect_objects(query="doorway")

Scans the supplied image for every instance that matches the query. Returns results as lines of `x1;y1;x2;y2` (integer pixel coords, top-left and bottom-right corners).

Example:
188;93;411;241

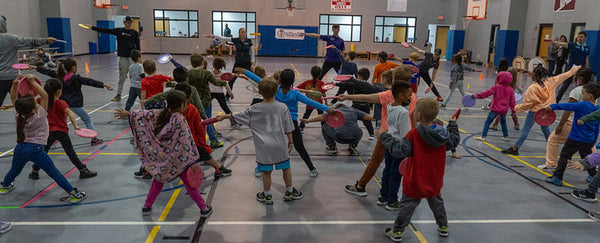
536;24;553;62
488;24;499;64
393;26;407;42
435;26;449;57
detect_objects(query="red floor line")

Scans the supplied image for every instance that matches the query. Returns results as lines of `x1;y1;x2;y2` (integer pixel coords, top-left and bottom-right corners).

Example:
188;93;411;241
20;128;131;208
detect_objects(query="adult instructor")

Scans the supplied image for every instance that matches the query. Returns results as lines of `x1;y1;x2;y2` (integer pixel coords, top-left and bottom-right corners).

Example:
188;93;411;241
208;28;254;99
83;16;140;102
408;43;443;101
305;24;345;80
0;15;56;106
553;31;589;102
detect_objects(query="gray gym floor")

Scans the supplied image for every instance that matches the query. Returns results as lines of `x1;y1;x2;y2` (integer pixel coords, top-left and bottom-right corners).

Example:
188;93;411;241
0;54;598;242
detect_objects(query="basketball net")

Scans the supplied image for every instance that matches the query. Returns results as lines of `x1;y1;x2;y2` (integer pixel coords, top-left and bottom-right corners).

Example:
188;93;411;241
462;16;474;52
286;7;295;17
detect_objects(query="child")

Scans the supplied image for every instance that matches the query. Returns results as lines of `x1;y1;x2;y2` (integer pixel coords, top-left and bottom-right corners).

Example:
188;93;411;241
491;67;521;130
378;81;413;211
330;46;358;78
300;103;376;156
472;71;516;142
400;52;420;93
441;54;476;109
373;52;398;84
0;75;87;204
127;91;212;217
374;70;393;128
250;66;266;104
37;58;113;145
140;60;172;109
407;43;443;101
298;66;326;131
335;68;376;139
502;65;581;155
187;53;228;149
545;83;600;186
210;57;239;129
29;79;97;180
216;78;302;205
37;48;55;67
378;97;460;241
277;69;331;177
125;50;144;111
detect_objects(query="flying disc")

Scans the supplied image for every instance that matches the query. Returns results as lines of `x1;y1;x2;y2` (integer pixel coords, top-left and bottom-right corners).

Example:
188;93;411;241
534;109;556;126
409;65;420;74
425;86;432;94
199;117;219;126
452;108;462;120
12;64;29;70
75;128;98;138
399;158;408;175
515;93;523;102
325;45;335;49
157;54;171;64
220;72;234;82
387;53;395;59
401;42;410;48
186;164;204;189
326;110;345;128
308;91;323;99
321;82;335;90
17;76;41;96
461;94;476;107
322;96;341;100
55;39;67;43
78;24;90;29
333;75;351;81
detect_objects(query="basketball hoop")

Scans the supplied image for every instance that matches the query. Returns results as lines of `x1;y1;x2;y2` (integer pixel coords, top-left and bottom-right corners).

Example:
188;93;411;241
286;7;295;17
94;0;119;17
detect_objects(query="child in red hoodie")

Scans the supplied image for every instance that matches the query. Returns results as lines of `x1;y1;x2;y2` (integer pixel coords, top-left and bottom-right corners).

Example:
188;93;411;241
377;97;460;242
472;71;516;142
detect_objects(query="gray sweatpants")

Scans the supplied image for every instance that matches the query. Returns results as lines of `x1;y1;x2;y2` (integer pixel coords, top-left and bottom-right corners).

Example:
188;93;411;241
442;79;465;106
118;56;133;95
393;194;448;232
321;124;362;147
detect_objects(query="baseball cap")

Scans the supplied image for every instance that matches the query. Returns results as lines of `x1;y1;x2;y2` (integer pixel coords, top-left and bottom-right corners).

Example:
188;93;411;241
124;16;133;22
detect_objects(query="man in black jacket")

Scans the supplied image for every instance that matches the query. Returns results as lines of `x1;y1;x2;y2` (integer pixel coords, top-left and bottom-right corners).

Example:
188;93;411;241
84;16;140;101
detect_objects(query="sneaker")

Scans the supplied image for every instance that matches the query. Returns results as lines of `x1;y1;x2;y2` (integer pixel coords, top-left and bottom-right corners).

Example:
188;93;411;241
0;183;15;195
377;195;387;206
231;124;241;130
142;207;152;215
537;164;556;170
210;140;224;149
111;94;121;102
482;104;490;110
0;221;13;234
571;189;597;202
283;187;303;201
545;176;563;186
256;192;273;205
587;175;594;183
310;169;318;177
463;106;469;111
215;131;223;137
134;166;147;179
79;168;98;179
474;136;486;141
129;138;136;145
299;124;305;132
29;170;40;180
201;205;213;218
589;211;600;222
91;137;104;146
501;147;519;155
502;137;510;142
68;189;87;204
219;166;232;176
368;135;375;140
440;104;446;110
348;146;358;156
490;124;498;130
142;172;152;179
385;201;400;211
514;124;520;130
325;145;338;155
214;171;224;180
344;182;367;197
384;228;402;242
437;96;443;102
254;167;262;177
438;225;449;237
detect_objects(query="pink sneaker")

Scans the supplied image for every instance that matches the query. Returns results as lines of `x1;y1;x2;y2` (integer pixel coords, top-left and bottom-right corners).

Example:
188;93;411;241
91;138;104;146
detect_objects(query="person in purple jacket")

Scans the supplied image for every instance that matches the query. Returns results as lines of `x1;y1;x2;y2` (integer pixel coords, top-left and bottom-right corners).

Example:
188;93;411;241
304;24;345;80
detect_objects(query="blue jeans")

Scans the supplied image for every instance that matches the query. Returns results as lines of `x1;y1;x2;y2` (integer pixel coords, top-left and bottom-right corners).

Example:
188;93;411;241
125;87;141;111
482;111;508;137
70;106;94;130
204;106;217;142
380;152;403;203
514;111;550;148
1;143;74;193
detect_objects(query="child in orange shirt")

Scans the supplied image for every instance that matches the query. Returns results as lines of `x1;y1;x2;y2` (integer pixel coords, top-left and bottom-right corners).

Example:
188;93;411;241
373;52;398;84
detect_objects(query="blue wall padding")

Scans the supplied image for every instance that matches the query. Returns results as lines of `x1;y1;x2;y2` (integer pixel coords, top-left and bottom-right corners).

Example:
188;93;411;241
47;18;72;54
494;30;519;67
585;30;600;75
445;30;465;60
97;20;116;53
257;25;318;56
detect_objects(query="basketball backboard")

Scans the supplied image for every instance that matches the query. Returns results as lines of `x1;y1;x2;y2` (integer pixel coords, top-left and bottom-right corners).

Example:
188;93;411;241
466;0;487;20
94;0;113;8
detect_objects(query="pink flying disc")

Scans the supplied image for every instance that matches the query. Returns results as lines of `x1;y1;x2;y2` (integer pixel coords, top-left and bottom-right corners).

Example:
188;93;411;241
186;164;204;189
12;64;30;70
17;76;41;96
325;45;335;49
200;117;219;126
401;42;410;48
326;110;345;128
425;86;432;94
534;109;556;126
220;72;234;82
399;158;408;175
462;94;476;107
157;54;171;64
322;82;335;90
333;75;351;81
387;54;395;59
322;96;341;100
75;128;98;138
452;108;461;120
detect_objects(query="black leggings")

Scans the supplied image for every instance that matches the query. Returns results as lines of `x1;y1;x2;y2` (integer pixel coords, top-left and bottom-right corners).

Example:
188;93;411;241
318;61;342;80
292;120;315;171
33;131;86;171
299;108;324;128
420;71;442;97
211;93;232;114
229;64;252;98
352;104;374;136
0;80;12;106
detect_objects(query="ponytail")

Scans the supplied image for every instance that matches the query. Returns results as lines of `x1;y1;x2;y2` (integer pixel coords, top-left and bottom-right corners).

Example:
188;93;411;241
57;58;77;81
43;78;63;111
15;96;36;143
310;66;321;87
154;91;187;135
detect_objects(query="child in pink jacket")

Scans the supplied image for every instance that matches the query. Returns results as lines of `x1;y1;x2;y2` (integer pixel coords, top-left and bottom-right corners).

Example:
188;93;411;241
472;71;516;141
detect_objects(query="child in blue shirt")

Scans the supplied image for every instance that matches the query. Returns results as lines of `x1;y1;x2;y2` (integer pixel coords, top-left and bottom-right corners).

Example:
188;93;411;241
546;83;600;186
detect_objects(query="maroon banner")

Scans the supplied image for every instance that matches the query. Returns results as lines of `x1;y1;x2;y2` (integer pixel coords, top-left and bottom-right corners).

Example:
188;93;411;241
554;0;575;12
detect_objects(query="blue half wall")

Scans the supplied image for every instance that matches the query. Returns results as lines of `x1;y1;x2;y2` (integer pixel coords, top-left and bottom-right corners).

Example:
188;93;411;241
494;30;519;67
445;30;464;60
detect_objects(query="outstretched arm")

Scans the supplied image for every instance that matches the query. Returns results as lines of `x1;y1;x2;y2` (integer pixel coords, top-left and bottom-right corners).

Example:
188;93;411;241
304;33;320;38
338;93;381;104
408;43;425;55
551;40;568;48
65;108;80;130
300;114;326;124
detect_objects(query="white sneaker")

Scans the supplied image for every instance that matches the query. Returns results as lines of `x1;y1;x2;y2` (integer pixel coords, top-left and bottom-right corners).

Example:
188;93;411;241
463;106;469;111
310;169;318;177
474;136;486;141
368;136;375;140
537;164;556;170
502;137;510;142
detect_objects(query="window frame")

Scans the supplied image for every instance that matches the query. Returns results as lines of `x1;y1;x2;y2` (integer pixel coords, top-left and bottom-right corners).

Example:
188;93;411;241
211;11;257;38
373;16;418;44
153;9;199;38
318;14;362;42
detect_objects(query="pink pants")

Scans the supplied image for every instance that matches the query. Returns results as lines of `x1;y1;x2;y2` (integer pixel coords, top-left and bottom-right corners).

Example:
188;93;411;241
144;169;207;210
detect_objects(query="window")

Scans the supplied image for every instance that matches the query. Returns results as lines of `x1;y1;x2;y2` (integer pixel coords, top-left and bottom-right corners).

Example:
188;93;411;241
374;16;417;43
154;10;198;38
212;11;256;38
570;23;585;42
319;14;361;42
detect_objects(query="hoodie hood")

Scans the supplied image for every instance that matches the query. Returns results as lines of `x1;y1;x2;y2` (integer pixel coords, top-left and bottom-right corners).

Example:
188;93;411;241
416;121;449;148
497;71;512;86
0;16;6;33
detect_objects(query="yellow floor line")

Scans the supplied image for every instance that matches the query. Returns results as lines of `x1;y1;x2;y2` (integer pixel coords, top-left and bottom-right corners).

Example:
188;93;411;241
145;180;184;243
517;155;581;159
290;63;301;76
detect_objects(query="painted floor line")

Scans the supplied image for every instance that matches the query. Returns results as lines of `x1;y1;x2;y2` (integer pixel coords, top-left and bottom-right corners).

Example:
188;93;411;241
12;221;197;226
